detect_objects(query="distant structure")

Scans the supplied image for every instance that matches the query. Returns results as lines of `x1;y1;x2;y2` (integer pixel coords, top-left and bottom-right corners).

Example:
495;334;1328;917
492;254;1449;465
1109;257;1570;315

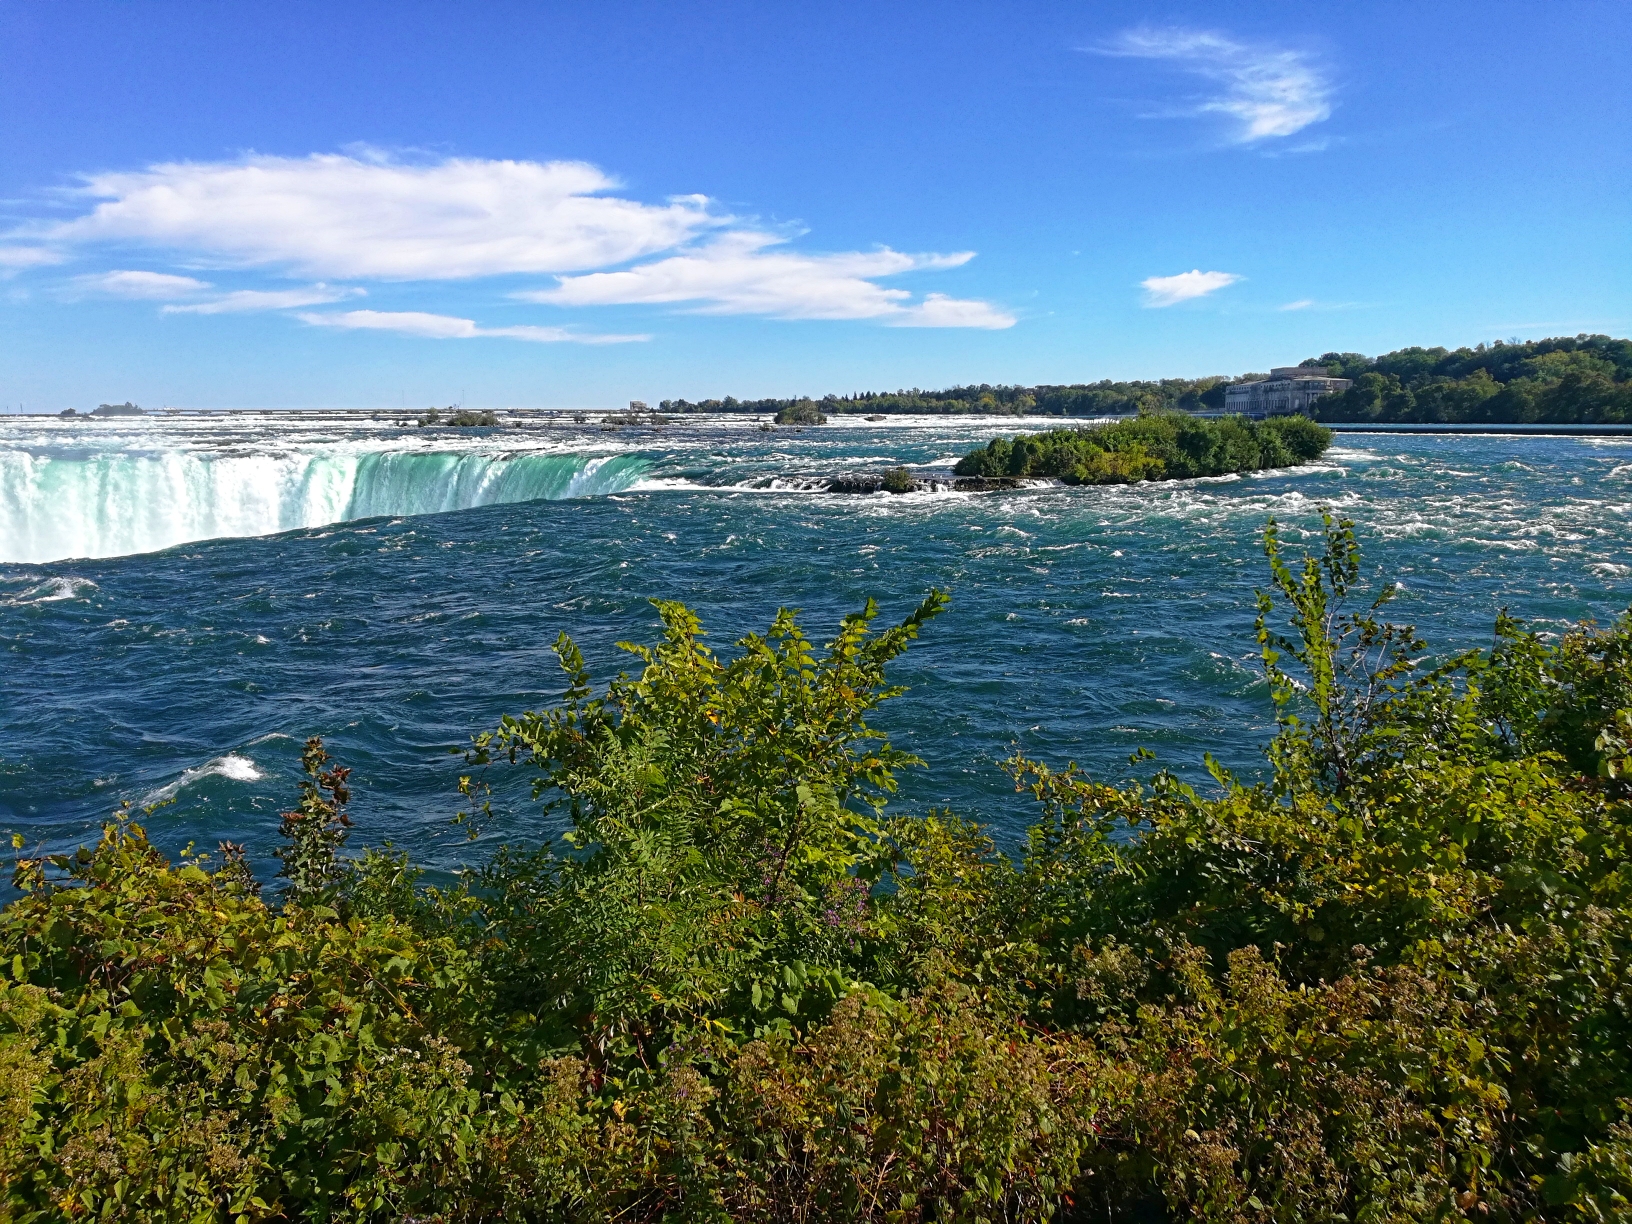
91;402;145;417
1224;367;1351;417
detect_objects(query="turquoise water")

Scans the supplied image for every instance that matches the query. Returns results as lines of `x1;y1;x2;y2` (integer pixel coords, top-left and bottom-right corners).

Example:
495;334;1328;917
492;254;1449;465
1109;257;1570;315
2;412;1629;877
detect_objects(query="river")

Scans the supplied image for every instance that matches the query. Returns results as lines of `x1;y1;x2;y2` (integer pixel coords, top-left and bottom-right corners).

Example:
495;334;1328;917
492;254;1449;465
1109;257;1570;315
2;411;1627;878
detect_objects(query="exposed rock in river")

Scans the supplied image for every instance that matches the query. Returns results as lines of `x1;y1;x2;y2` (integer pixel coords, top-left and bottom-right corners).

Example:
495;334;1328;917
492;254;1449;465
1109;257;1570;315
826;471;950;494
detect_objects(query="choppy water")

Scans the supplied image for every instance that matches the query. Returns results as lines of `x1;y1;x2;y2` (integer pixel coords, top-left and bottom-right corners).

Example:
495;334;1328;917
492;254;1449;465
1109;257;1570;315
2;411;1629;880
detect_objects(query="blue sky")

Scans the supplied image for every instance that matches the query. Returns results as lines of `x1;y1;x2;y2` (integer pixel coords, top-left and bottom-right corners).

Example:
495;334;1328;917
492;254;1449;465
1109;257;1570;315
2;0;1627;409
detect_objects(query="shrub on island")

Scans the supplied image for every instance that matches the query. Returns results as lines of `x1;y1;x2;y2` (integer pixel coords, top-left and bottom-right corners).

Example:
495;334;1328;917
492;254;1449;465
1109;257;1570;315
954;412;1332;483
881;466;916;493
774;399;827;425
5;515;1632;1220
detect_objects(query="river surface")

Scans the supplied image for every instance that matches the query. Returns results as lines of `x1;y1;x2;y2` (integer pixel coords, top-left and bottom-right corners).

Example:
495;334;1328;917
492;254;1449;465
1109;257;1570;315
2;411;1629;879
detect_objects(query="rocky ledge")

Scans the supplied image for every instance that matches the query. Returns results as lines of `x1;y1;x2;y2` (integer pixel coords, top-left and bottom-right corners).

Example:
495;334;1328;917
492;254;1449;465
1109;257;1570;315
827;471;939;494
947;476;1028;491
822;470;1033;494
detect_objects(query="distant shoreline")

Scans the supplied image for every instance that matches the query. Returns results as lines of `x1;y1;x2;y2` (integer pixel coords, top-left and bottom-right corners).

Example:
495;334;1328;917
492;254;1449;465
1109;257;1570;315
7;409;1631;438
1326;422;1632;437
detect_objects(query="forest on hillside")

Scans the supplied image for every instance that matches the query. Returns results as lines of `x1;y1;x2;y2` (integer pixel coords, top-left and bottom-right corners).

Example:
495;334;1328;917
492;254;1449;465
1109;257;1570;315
657;334;1631;425
1307;334;1632;424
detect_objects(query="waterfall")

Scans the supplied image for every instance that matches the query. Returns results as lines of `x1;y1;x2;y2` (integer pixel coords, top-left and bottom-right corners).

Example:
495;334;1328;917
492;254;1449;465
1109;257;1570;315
0;446;648;564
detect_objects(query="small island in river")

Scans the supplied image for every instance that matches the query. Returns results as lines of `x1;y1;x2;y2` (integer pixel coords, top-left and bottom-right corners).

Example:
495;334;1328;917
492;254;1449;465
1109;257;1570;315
953;412;1332;484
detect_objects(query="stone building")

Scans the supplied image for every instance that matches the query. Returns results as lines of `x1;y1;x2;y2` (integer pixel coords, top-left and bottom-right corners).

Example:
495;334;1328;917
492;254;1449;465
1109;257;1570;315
1223;367;1351;417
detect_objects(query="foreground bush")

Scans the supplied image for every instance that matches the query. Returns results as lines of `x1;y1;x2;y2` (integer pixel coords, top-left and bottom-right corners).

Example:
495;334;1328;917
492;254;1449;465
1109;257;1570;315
952;413;1331;483
4;513;1631;1220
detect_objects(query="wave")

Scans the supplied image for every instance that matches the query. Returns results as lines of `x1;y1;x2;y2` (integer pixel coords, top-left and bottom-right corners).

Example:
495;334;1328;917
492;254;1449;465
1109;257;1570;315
626;474;1047;496
0;448;649;563
142;753;264;805
0;576;100;604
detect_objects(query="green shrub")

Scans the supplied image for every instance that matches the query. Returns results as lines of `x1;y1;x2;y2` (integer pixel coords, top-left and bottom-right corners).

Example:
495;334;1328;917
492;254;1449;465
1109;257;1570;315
6;512;1632;1220
882;466;915;493
0;820;489;1220
463;591;950;1058
774;399;827;425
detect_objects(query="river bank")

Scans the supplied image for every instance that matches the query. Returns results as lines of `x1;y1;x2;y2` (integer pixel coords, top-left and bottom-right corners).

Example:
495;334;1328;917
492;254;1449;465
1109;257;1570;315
1327;421;1632;436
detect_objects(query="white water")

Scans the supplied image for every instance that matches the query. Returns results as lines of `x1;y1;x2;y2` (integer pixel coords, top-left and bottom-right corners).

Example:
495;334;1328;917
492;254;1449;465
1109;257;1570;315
0;413;650;563
0;575;100;604
142;752;264;806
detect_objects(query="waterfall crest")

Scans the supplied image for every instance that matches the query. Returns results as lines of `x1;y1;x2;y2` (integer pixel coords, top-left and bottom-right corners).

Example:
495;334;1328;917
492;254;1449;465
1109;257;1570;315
0;447;647;564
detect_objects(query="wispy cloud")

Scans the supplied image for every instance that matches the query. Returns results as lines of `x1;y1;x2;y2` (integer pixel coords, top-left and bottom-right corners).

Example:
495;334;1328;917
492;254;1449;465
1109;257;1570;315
297;309;648;344
1275;298;1368;313
1480;318;1632;334
521;231;1014;329
890;293;1016;329
75;270;363;314
165;285;363;314
0;246;64;271
1141;269;1242;307
1101;27;1332;145
75;269;213;299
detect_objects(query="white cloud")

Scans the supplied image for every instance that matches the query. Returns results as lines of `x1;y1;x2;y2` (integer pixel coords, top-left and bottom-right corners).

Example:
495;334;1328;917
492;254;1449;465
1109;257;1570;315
1141;269;1242;307
11;151;1012;332
890;293;1017;329
0;246;64;270
300;310;483;339
31;153;722;279
522;231;1013;328
164;285;363;314
1278;298;1315;311
298;309;647;344
1102;27;1332;144
75;271;362;313
76;269;212;299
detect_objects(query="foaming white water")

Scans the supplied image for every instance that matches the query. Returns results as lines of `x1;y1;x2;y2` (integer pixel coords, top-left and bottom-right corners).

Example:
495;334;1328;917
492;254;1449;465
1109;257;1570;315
144;753;263;805
1;576;99;604
0;447;356;563
0;416;649;563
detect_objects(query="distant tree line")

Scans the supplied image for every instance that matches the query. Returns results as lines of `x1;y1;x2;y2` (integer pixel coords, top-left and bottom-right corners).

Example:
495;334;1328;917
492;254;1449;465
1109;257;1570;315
657;334;1631;426
660;377;1234;419
1307;333;1632;425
